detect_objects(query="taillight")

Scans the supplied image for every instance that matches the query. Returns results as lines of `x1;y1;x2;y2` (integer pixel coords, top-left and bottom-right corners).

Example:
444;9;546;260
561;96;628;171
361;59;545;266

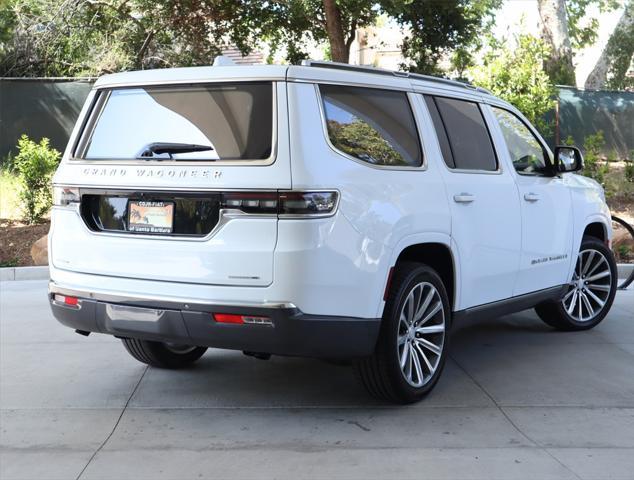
213;313;273;326
220;191;338;217
53;294;81;308
220;192;279;214
53;187;80;207
278;191;338;217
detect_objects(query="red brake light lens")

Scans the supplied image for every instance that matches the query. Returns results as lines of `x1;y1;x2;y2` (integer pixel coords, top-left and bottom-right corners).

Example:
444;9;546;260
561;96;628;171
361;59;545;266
213;313;244;324
213;313;273;326
54;294;80;307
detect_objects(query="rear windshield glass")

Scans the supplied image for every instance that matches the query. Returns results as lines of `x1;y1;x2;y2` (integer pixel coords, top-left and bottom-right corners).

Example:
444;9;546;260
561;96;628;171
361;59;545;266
80;82;273;161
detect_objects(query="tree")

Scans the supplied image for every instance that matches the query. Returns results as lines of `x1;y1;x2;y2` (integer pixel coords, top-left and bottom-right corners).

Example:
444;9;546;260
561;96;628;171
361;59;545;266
136;1;377;65
0;0;507;75
468;33;557;134
382;0;501;75
536;0;621;86
0;0;185;76
585;0;634;89
537;0;576;85
323;0;349;62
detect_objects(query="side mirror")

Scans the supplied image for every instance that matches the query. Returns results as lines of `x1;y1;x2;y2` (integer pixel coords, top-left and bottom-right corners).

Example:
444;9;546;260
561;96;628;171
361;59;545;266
554;146;584;173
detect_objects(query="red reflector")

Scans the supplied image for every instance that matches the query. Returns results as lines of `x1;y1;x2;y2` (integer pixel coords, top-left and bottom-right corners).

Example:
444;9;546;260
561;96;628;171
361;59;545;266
64;296;79;306
213;313;244;324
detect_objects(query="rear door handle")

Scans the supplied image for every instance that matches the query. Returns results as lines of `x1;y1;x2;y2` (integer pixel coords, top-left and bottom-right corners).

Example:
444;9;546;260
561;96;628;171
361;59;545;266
524;192;540;202
453;193;475;204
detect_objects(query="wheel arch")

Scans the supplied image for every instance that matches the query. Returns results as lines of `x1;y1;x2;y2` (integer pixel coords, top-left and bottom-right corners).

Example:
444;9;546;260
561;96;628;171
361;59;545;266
583;221;608;243
566;214;612;283
387;237;457;313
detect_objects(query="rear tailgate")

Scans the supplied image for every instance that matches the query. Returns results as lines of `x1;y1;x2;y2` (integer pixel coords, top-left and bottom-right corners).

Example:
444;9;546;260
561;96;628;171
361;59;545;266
51;78;290;287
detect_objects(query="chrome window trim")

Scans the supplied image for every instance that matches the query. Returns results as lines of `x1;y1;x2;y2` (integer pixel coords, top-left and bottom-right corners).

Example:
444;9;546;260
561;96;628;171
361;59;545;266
315;84;427;172
48;282;297;310
69;81;279;167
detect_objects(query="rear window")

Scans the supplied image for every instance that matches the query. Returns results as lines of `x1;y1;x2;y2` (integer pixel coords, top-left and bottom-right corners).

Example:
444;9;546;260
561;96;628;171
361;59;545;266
79;82;273;161
320;84;422;167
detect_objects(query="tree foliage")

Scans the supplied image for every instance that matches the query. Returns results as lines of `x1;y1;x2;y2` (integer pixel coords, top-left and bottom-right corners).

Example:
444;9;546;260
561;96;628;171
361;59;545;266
382;0;501;75
468;33;557;134
0;0;180;76
0;0;502;76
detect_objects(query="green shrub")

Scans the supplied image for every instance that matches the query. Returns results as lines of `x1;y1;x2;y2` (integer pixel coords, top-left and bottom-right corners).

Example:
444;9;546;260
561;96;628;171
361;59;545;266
582;131;609;185
14;135;60;224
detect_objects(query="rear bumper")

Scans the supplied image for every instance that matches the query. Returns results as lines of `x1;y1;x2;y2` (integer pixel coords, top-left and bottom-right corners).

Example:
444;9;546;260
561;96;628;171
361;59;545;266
48;282;380;358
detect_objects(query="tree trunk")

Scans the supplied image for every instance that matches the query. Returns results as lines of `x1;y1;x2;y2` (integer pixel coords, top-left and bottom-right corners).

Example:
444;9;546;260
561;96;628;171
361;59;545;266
537;0;576;85
585;1;634;90
322;0;349;63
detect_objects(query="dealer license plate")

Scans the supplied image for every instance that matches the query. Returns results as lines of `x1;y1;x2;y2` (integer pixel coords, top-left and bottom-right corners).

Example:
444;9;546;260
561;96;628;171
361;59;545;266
128;201;174;234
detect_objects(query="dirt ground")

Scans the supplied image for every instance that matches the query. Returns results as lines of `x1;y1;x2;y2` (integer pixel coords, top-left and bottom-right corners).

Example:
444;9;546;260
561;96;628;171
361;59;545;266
0;219;50;267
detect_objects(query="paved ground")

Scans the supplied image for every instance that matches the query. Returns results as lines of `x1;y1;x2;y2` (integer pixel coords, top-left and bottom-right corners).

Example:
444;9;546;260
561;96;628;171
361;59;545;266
1;280;633;480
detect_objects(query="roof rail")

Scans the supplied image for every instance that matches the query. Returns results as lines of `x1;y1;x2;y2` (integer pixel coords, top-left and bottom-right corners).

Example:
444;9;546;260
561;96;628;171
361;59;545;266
300;60;491;94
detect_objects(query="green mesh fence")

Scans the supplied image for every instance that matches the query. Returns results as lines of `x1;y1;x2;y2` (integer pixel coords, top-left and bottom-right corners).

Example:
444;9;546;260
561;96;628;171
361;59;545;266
552;86;634;159
0;78;94;160
1;79;632;161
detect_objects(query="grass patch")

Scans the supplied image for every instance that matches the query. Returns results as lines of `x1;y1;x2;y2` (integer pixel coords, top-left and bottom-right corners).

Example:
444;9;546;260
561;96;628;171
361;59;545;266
0;258;19;268
0;169;21;220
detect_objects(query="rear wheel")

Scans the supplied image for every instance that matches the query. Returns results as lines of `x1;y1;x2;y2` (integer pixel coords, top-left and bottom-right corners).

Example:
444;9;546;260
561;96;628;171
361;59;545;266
535;236;617;331
122;338;207;368
354;262;450;404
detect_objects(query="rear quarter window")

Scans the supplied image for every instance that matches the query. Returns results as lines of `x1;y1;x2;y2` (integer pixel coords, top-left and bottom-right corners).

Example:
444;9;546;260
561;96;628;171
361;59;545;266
320;84;422;167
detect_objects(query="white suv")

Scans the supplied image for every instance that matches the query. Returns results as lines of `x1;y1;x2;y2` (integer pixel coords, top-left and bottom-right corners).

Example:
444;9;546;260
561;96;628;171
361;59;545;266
49;61;618;403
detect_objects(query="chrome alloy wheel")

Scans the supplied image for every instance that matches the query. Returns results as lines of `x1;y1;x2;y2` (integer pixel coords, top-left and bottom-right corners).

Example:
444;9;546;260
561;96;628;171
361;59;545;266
397;282;446;388
562;248;612;322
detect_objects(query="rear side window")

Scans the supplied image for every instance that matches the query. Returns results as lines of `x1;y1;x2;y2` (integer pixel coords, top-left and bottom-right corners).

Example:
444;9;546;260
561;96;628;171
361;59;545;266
320;84;422;167
432;97;497;172
80;82;273;161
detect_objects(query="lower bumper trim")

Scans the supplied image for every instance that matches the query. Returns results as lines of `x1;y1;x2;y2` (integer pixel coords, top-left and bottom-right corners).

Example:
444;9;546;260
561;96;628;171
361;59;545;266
48;283;380;359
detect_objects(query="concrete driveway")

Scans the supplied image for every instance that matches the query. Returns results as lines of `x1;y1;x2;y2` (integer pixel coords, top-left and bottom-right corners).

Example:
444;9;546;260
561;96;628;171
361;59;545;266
1;280;633;480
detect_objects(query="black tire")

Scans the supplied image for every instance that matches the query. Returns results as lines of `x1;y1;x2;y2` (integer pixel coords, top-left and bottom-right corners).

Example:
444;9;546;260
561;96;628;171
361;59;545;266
535;236;617;331
354;262;451;404
121;338;207;368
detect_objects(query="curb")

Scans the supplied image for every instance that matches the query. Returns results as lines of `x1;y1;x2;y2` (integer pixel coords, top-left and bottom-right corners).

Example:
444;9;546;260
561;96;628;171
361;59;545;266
0;264;632;282
619;263;633;277
0;266;49;281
